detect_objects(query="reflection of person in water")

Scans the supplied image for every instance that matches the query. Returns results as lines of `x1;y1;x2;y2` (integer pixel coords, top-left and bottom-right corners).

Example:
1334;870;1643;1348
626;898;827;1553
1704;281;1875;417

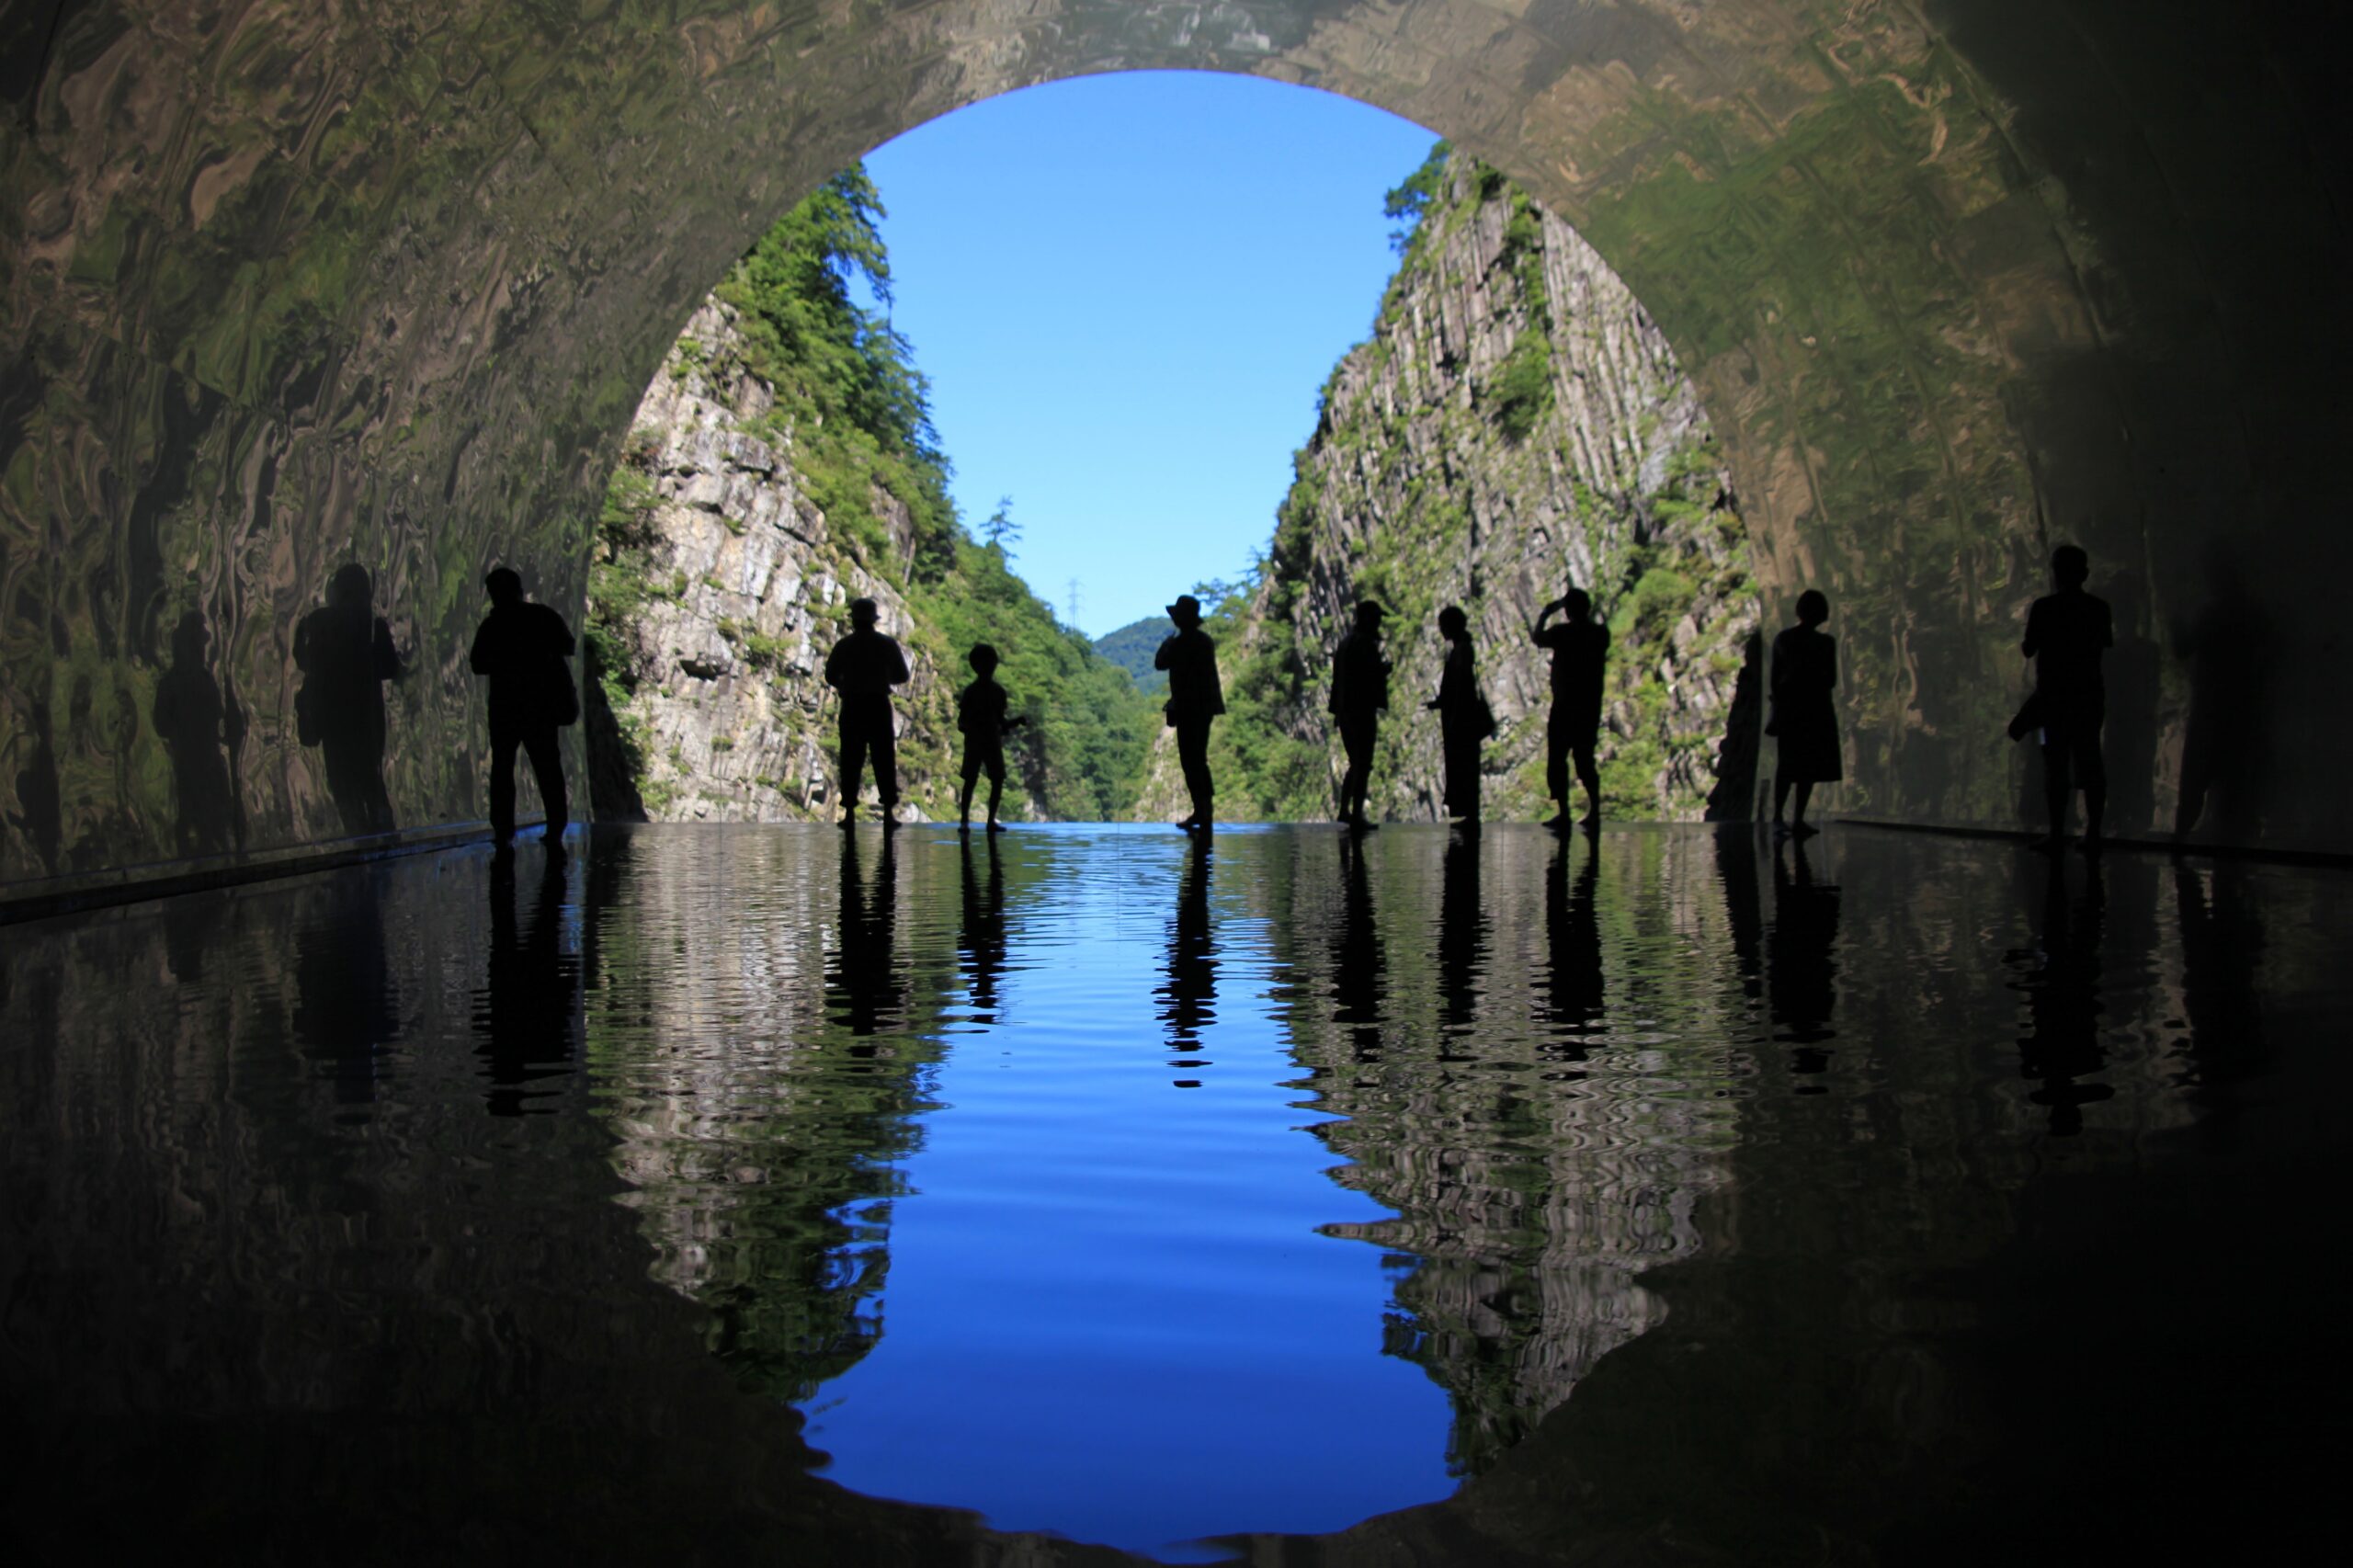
294;563;406;835
153;609;246;857
473;846;580;1116
2173;557;2271;840
826;827;904;1041
2015;855;2112;1136
291;869;402;1108
1333;834;1386;1061
958;830;1009;1026
1436;829;1488;1044
1157;835;1216;1081
1768;838;1841;1088
2172;859;2272;1106
1540;833;1604;1055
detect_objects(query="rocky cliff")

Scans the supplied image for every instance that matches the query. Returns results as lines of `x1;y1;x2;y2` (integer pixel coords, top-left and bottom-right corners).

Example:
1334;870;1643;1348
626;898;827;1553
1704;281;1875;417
588;252;1154;825
589;299;936;823
1164;150;1759;824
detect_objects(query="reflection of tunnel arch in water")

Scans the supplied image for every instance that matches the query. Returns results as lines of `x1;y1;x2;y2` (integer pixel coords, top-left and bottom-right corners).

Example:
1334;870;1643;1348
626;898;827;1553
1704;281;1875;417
6;1;2351;882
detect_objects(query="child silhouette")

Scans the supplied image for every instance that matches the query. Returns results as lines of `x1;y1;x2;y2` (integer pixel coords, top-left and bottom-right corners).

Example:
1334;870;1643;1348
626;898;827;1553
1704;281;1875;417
957;643;1028;832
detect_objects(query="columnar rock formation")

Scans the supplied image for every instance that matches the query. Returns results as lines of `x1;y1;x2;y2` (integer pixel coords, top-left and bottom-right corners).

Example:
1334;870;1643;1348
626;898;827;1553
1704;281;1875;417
1165;151;1757;823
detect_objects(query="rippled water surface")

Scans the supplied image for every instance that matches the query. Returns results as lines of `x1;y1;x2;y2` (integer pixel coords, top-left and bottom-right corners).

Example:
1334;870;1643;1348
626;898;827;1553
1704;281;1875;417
3;824;2340;1562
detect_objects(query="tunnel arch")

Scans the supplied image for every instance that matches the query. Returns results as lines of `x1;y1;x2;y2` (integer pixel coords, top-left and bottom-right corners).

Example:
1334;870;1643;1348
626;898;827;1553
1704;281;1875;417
5;0;2347;889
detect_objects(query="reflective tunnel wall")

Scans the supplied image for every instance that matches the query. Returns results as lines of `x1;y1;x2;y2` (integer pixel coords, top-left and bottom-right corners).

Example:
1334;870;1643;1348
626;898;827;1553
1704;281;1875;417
5;0;2347;887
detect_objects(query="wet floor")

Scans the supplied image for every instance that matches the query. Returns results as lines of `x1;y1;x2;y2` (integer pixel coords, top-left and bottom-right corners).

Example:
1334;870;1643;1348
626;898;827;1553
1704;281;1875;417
1;824;2341;1563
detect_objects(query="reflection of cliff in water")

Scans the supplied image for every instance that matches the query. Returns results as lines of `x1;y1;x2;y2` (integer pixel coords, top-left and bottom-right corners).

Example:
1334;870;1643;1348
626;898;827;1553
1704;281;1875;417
1267;829;1742;1476
587;828;961;1401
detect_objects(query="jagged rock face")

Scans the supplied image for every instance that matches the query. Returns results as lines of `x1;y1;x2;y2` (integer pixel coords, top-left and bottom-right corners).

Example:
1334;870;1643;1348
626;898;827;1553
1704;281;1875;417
1180;156;1759;822
596;301;929;823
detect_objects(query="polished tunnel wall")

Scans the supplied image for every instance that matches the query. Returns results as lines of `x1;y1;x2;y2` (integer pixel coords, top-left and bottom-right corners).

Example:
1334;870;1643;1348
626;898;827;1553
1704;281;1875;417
4;0;2347;889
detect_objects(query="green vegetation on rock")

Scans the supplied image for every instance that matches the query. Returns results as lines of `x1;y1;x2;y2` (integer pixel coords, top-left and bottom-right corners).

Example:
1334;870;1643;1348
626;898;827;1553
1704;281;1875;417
587;168;1157;822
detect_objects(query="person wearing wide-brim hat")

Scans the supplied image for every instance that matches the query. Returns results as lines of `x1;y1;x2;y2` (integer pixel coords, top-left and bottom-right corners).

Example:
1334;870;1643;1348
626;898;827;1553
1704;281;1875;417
1153;593;1226;831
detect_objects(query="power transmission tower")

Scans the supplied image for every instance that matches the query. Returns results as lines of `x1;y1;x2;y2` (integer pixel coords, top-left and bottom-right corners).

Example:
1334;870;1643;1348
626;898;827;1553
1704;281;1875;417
1065;577;1082;629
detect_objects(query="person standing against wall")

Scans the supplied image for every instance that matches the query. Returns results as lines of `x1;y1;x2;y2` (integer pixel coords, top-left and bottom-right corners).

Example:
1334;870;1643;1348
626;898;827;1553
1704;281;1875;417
1154;593;1225;832
1530;585;1609;829
824;597;911;829
1328;600;1390;832
470;566;576;847
2023;544;2114;853
1428;605;1489;827
1768;589;1841;838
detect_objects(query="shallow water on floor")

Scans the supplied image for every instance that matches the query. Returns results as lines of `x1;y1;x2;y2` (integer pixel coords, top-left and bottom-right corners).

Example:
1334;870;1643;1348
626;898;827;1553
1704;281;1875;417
2;824;2340;1562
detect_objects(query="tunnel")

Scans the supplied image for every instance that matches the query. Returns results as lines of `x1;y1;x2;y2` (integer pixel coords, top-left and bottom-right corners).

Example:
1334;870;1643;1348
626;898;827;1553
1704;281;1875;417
5;0;2349;895
4;7;2347;1561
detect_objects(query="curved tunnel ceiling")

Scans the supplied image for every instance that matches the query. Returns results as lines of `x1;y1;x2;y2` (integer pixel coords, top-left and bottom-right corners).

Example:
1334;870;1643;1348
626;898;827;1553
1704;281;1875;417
3;0;2347;884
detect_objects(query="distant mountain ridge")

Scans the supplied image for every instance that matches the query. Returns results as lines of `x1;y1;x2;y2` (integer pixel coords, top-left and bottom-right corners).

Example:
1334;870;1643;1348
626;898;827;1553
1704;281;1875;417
1092;617;1170;695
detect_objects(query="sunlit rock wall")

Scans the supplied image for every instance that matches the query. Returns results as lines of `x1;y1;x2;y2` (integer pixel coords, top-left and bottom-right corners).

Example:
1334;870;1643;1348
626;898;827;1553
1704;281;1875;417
6;0;2348;890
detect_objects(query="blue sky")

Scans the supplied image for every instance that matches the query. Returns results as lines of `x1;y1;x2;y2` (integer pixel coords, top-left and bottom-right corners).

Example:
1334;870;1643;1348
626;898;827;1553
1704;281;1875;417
858;71;1438;638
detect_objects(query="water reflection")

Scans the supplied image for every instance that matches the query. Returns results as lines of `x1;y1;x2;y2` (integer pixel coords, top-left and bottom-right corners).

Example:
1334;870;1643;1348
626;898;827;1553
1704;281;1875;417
956;832;1009;1026
1769;839;1841;1087
292;869;401;1109
1158;833;1215;1083
472;846;582;1115
0;824;2340;1562
2011;855;2113;1135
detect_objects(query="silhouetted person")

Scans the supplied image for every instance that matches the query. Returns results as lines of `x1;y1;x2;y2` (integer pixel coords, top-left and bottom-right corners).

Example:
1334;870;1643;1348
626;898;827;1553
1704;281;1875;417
469;567;576;846
1154;594;1225;831
152;609;244;856
1157;835;1216;1080
1768;837;1840;1088
827;826;904;1040
294;562;404;835
2016;854;2111;1135
1329;600;1390;830
1768;589;1840;838
1541;833;1604;1053
1333;833;1386;1061
956;642;1027;833
1428;605;1489;825
958;830;1009;1025
473;846;579;1116
1531;585;1608;828
1436;829;1488;1043
2173;557;2270;840
2021;544;2113;852
824;597;909;828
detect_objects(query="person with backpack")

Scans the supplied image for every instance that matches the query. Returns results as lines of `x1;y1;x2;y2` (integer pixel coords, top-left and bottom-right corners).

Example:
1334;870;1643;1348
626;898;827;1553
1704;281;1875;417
469;566;576;846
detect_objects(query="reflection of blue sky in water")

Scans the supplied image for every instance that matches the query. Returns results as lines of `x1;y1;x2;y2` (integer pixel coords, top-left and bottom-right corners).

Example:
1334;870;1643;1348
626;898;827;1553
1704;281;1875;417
802;830;1453;1558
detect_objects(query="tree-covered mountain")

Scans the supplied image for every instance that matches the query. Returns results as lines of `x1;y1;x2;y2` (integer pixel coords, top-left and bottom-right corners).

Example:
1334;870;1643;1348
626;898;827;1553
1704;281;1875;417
1091;616;1170;695
585;169;1158;824
1134;146;1758;824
